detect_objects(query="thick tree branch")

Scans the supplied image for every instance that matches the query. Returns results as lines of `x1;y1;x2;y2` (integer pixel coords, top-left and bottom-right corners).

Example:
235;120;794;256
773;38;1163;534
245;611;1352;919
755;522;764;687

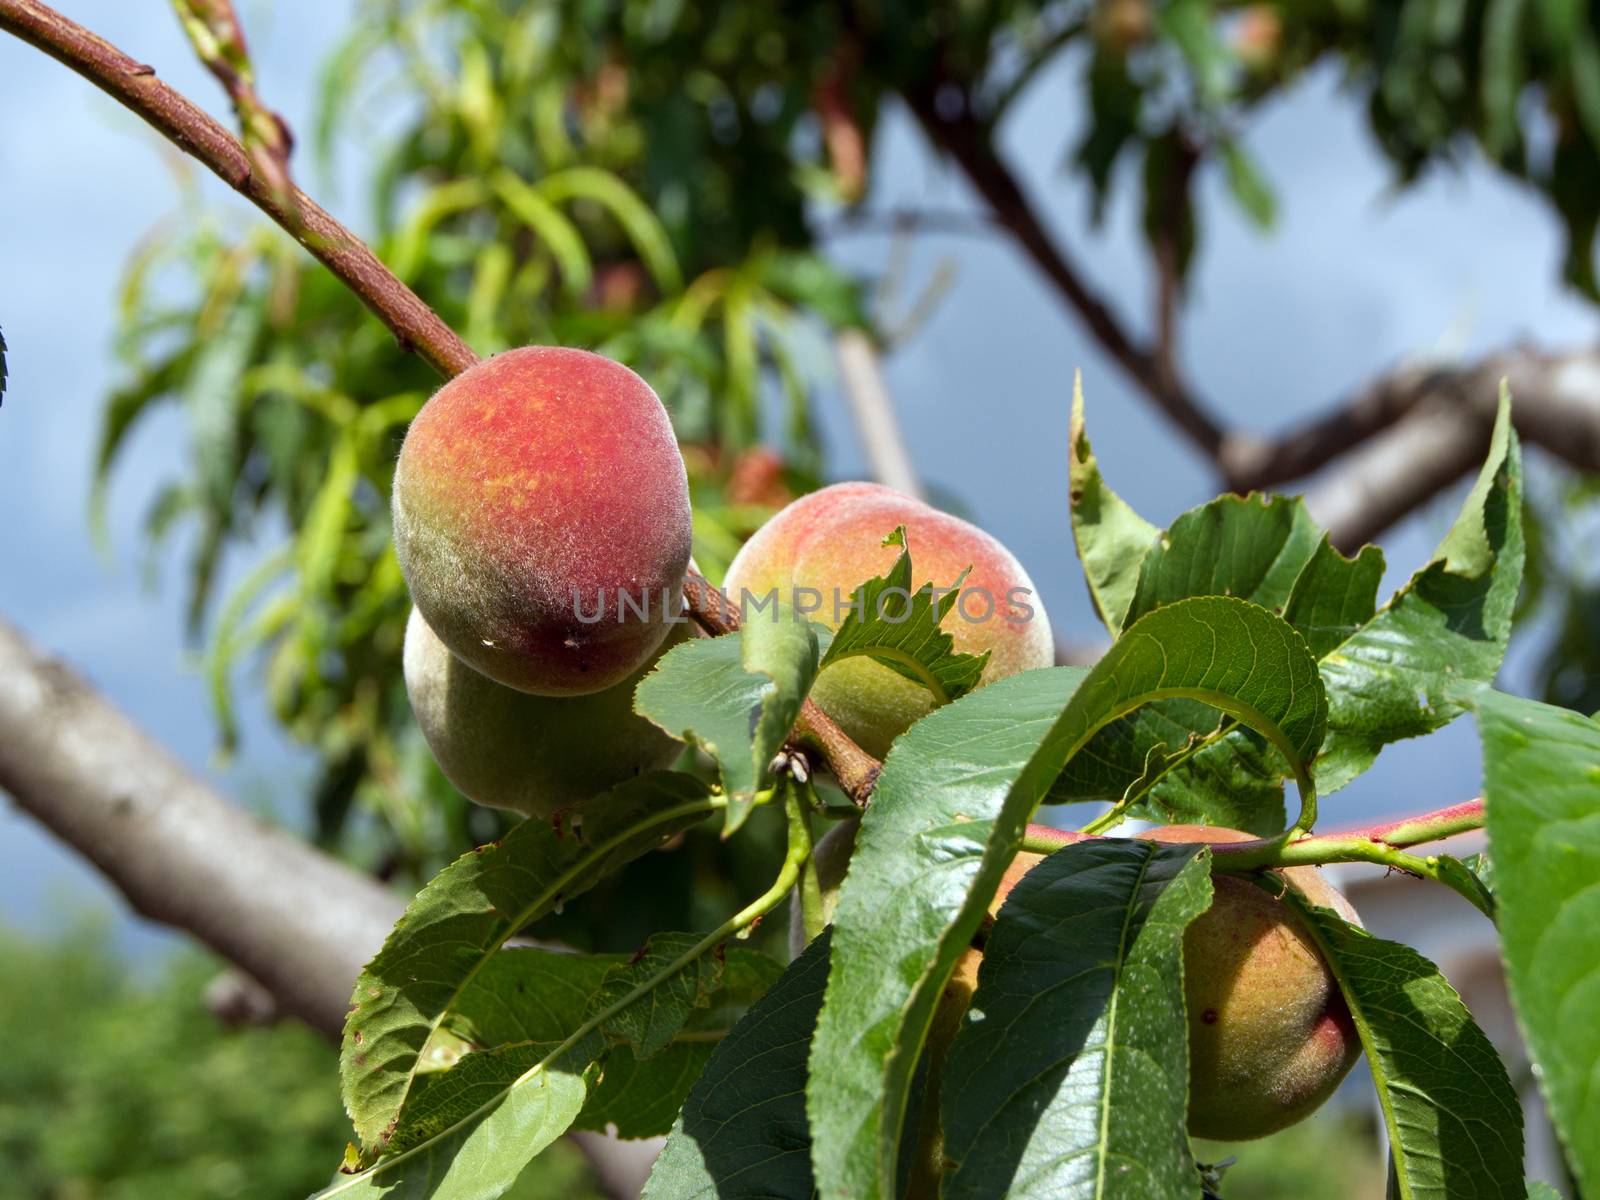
0;617;405;1034
1301;345;1600;550
0;0;474;376
0;617;667;1198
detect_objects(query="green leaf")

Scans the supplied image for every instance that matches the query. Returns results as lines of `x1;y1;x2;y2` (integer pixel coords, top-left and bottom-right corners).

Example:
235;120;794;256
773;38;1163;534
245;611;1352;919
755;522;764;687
311;1062;588;1200
576;1043;714;1140
537;166;684;292
635;615;819;833
818;525;989;704
1296;905;1524;1200
332;918;772;1196
1316;389;1524;792
1069;378;1159;636
1158;0;1234;107
1124;492;1323;627
340;773;717;1155
941;840;1212;1200
589;932;725;1059
1056;495;1364;832
809;668;1086;1200
1282;536;1386;659
1433;854;1498;920
1474;688;1600;1195
645;930;832;1200
1524;1182;1563;1200
491;170;592;298
811;596;1325;1199
1052;699;1289;835
1220;141;1277;230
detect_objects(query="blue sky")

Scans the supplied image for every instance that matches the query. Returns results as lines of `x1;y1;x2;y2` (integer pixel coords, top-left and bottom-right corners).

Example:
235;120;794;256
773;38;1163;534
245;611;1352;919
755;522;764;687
1;2;1592;956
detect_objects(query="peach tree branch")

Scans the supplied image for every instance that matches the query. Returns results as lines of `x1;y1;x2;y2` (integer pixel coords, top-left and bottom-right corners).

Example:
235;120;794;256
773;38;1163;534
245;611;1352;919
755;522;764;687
0;0;475;377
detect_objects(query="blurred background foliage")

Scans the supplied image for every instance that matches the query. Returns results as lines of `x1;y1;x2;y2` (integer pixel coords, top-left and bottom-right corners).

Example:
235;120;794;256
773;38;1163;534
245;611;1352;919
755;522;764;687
40;0;1600;1193
0;914;1380;1198
99;0;1600;883
0;920;606;1200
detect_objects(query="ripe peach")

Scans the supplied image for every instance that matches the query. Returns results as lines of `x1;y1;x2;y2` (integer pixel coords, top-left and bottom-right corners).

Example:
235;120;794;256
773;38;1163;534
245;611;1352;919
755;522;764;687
402;607;686;818
1142;825;1362;1141
392;346;692;696
722;483;1054;757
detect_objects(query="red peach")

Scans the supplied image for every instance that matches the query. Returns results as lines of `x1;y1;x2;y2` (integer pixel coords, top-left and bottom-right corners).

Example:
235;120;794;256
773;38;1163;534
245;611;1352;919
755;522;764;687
722;483;1054;756
393;347;692;696
1142;825;1363;1141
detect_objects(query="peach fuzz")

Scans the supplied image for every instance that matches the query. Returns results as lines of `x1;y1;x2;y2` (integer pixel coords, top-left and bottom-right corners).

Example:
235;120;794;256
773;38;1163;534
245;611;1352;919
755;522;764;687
392;346;691;696
1142;824;1363;1141
722;482;1054;757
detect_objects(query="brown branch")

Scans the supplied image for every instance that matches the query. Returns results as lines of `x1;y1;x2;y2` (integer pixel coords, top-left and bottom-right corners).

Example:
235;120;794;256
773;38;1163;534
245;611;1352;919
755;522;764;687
682;572;883;803
1298;345;1600;550
0;0;474;377
1219;361;1456;493
0;618;405;1034
171;0;299;220
0;617;662;1198
833;328;924;500
900;80;1227;458
1150;137;1199;405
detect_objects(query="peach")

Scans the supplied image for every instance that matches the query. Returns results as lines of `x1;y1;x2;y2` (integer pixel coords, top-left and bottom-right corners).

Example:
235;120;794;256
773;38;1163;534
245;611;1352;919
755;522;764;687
392;346;692;696
1142;825;1363;1141
402;606;686;818
722;483;1054;757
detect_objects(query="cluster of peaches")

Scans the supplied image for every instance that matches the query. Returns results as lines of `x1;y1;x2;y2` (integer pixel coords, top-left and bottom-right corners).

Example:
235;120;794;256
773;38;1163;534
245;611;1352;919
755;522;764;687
393;346;1361;1146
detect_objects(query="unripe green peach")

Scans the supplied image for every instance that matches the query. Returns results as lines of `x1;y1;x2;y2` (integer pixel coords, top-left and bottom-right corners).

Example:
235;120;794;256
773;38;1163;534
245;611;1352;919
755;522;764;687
723;483;1054;757
1142;824;1362;1141
393;346;692;697
403;606;686;817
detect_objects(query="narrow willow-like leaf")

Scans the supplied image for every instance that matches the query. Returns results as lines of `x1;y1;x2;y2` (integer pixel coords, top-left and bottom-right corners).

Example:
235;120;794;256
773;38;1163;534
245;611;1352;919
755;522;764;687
1297;905;1524;1200
340;773;716;1153
644;930;833;1200
1475;688;1600;1195
811;595;1325;1200
941;841;1211;1200
1315;388;1523;792
1069;377;1158;635
818;525;988;702
635;615;819;833
1123;492;1322;628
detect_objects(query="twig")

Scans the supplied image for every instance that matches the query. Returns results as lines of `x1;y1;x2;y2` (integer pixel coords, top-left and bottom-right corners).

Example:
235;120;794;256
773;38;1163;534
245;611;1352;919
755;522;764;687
1206;799;1486;870
1150;136;1199;403
682;571;883;804
1021;799;1491;912
0;0;475;377
170;0;298;220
